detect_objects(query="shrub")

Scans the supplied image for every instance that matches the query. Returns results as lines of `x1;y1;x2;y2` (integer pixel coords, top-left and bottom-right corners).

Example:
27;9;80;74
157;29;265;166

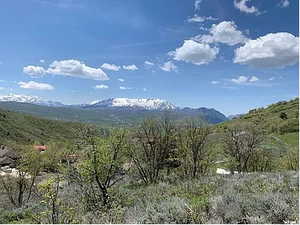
124;197;190;224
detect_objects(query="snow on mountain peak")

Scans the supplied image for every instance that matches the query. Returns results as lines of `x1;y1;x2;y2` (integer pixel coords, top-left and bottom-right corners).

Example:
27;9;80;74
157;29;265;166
0;94;42;103
0;94;64;107
0;95;176;110
89;98;176;110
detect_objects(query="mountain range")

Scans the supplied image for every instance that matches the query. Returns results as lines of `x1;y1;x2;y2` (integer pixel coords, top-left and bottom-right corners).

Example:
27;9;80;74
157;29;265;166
0;94;228;126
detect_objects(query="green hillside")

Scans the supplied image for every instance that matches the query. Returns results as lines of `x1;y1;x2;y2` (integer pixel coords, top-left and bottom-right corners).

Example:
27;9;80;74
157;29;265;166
0;107;85;145
218;97;299;147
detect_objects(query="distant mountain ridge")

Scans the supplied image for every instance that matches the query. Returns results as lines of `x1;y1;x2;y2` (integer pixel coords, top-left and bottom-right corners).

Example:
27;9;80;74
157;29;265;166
0;94;228;125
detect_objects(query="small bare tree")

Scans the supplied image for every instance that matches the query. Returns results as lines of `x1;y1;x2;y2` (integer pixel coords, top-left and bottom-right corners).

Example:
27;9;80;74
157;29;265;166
223;123;264;173
178;120;211;178
0;147;42;207
128;117;179;184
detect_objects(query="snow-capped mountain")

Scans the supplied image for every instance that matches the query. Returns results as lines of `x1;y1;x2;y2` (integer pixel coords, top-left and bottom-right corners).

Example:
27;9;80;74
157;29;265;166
0;94;65;107
0;95;228;124
87;98;177;110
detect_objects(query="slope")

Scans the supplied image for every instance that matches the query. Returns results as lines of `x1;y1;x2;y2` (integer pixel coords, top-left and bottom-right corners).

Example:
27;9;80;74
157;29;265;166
0;107;85;145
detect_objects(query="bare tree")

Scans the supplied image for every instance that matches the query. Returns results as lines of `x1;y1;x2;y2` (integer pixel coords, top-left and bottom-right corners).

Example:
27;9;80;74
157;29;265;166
223;123;264;173
0;147;42;207
178;120;211;178
128;117;179;184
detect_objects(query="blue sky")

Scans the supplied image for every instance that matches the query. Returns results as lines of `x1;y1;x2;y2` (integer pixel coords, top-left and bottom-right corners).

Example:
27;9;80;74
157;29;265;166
0;0;298;115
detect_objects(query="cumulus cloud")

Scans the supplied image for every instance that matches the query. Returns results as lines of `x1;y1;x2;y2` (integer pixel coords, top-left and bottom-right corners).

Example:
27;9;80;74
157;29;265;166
172;40;219;65
279;0;289;8
187;15;218;23
24;60;109;80
194;21;248;46
211;80;220;84
123;64;138;71
144;61;154;66
231;75;259;84
95;84;109;89
101;63;120;71
118;78;125;82
234;32;299;68
120;86;132;90
47;59;109;80
40;59;45;63
234;0;260;14
23;65;47;77
18;81;54;90
160;61;177;72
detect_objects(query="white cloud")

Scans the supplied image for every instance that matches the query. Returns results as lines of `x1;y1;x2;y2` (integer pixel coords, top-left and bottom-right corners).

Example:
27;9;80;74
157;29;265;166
172;40;219;65
143;88;147;92
47;59;109;80
95;84;109;89
18;81;54;90
40;59;45;63
211;80;220;84
188;15;218;23
234;32;299;68
144;60;154;66
231;75;259;85
249;76;258;82
269;77;275;81
120;86;132;90
195;21;248;46
23;65;47;77
279;0;290;7
194;0;203;11
118;78;125;82
101;63;120;71
234;0;260;14
160;61;177;72
123;64;138;71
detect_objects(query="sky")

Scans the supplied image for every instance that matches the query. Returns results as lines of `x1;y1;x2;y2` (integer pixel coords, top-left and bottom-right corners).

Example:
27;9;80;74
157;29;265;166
0;0;298;115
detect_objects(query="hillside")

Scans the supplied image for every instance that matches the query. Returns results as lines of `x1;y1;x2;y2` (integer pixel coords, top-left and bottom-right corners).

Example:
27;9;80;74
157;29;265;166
0;107;85;145
218;98;299;147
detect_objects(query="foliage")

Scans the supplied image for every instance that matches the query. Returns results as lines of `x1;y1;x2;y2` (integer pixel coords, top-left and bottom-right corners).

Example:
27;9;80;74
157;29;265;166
35;176;78;224
178;120;211;177
65;127;129;209
128;117;179;184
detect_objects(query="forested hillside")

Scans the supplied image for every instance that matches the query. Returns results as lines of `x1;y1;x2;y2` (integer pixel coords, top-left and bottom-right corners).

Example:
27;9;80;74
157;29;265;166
0;108;85;145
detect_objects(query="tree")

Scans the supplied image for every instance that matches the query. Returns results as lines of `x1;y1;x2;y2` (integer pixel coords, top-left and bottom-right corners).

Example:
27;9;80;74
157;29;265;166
0;146;42;207
34;175;78;224
128;117;179;184
178;120;211;178
223;123;264;173
68;127;129;208
279;112;288;120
